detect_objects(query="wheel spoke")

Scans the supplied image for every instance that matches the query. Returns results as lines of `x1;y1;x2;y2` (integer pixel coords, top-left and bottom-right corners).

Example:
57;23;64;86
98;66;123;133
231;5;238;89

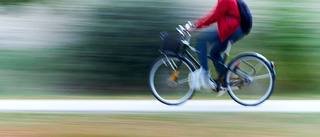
252;74;270;80
229;86;240;90
177;78;189;84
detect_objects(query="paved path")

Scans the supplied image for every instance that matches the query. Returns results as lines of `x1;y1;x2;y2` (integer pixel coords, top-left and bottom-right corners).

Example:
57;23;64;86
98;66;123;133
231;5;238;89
0;100;319;113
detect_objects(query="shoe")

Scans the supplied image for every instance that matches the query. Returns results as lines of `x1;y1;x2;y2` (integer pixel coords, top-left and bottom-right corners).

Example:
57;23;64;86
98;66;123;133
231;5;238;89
189;68;217;93
199;68;217;91
188;69;201;91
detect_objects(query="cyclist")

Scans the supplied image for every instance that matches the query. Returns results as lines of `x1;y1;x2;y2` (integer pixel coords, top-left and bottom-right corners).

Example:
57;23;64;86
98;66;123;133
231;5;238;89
186;0;246;92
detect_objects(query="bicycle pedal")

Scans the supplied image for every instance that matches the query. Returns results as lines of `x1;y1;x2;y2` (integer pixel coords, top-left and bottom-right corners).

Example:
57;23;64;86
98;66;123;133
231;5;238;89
216;89;227;97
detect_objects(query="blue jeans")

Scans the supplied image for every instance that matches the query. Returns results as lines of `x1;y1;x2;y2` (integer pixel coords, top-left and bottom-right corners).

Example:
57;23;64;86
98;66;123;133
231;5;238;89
195;26;245;76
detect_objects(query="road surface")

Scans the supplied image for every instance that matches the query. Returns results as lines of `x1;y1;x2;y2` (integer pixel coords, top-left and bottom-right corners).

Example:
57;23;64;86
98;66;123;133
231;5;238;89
0;100;319;113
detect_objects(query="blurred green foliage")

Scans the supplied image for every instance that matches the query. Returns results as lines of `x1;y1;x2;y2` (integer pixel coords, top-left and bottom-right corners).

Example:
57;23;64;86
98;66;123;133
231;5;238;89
0;0;319;96
0;0;33;5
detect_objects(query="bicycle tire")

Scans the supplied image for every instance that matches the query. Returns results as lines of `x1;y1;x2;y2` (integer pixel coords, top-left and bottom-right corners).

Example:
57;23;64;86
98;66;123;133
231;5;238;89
149;56;196;105
225;53;275;106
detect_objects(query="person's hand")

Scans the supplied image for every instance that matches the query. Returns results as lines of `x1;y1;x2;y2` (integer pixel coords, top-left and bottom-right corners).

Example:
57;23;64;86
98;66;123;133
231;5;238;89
184;21;196;32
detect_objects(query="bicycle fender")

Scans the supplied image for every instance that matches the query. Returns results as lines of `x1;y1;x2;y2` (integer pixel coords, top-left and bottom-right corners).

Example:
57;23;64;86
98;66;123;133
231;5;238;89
230;52;276;79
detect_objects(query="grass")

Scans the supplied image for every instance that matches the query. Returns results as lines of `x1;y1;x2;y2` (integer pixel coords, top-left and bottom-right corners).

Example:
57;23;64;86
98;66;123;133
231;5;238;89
0;112;319;137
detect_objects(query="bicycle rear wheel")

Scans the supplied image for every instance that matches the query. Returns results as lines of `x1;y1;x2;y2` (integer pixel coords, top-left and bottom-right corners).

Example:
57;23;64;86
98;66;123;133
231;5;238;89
149;56;195;105
225;53;275;106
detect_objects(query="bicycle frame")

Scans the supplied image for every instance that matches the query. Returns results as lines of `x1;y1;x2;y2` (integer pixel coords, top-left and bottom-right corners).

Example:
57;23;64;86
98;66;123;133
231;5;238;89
172;25;253;89
180;42;230;88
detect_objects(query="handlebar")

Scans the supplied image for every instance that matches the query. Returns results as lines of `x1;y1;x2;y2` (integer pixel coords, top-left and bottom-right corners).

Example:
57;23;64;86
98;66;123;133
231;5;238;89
176;21;194;44
176;21;199;53
176;25;190;39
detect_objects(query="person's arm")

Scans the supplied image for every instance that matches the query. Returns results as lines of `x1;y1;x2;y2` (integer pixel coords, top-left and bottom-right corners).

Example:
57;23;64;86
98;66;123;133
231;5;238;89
195;0;229;29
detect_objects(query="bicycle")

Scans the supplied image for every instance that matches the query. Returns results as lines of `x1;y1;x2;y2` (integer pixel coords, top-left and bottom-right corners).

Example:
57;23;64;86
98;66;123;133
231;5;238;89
149;22;276;106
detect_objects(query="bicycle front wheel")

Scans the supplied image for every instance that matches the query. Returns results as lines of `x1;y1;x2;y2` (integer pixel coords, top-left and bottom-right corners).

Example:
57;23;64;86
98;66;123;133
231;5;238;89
226;53;275;106
149;56;195;105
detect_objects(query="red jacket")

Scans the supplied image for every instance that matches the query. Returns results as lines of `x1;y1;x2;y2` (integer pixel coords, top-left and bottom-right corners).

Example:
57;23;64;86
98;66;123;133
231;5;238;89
195;0;241;42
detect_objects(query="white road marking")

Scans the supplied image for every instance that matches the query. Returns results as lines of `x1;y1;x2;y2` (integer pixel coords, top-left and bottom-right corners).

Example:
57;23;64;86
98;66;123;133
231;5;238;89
0;100;319;113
